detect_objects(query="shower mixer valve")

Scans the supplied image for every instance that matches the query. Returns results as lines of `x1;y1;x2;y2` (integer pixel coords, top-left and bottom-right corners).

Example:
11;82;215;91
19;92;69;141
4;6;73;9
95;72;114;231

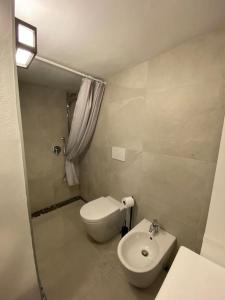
52;145;61;155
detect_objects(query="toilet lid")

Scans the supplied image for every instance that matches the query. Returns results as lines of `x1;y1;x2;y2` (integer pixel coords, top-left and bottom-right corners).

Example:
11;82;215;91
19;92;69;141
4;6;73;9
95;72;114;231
80;196;121;222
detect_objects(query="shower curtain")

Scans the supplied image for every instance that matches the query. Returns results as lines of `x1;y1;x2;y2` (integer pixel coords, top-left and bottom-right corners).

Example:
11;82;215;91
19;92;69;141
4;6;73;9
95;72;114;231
65;78;105;186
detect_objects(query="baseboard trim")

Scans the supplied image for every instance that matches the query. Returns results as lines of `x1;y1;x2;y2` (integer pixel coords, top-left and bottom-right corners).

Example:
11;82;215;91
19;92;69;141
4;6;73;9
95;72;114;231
31;196;85;218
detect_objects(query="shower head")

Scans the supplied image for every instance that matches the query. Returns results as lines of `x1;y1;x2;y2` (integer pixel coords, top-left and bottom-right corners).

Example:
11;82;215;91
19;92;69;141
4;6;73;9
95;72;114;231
66;92;77;105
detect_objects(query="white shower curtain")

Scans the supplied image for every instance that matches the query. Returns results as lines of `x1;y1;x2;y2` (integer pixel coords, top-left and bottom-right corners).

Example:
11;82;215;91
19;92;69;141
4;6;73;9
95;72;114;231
65;78;105;186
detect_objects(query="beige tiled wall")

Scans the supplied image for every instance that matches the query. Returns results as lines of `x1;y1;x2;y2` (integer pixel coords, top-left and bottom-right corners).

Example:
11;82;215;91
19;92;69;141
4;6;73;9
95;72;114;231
19;82;79;213
80;28;225;252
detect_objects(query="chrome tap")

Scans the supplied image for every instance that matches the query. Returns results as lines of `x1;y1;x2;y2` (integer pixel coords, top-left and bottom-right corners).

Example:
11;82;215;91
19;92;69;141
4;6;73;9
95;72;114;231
149;219;160;234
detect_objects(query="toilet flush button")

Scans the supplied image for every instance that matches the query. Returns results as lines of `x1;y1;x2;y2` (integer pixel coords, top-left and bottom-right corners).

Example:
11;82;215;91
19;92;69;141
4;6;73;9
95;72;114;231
112;147;126;161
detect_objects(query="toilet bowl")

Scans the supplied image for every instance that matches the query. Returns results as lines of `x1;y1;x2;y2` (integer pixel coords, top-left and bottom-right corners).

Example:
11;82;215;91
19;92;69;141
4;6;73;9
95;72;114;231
80;196;125;243
117;219;176;288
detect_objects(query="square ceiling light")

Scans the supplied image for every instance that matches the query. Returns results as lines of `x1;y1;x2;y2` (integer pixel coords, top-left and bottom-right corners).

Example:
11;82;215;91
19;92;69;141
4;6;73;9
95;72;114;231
15;18;37;68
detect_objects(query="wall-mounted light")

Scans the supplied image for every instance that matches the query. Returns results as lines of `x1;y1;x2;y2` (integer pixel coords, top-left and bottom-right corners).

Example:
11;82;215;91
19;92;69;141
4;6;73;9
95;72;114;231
15;18;37;68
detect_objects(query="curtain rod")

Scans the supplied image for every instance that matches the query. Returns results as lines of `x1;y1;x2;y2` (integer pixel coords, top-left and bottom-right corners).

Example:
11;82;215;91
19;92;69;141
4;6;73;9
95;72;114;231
35;55;106;84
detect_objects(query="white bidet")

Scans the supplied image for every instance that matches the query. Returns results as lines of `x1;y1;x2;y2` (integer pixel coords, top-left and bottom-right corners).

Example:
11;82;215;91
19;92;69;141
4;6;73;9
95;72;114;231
117;219;176;288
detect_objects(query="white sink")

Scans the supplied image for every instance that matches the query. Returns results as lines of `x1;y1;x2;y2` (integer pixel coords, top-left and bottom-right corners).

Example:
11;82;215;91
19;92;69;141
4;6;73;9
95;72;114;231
117;219;176;288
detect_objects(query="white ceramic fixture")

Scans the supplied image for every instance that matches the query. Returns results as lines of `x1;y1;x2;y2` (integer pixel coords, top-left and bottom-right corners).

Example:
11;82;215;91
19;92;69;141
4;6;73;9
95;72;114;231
117;219;176;288
80;196;125;243
156;246;225;300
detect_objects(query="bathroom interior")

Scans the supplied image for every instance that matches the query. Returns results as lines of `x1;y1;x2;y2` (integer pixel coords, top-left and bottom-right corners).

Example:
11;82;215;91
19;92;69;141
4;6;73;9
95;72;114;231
2;0;225;299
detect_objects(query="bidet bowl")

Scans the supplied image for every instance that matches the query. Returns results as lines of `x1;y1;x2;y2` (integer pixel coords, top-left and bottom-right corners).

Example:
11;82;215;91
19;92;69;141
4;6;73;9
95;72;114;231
118;231;159;272
117;219;176;288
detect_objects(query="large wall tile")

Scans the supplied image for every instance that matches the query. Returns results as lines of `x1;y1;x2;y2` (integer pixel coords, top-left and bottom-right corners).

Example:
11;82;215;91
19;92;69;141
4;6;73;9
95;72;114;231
80;145;111;200
91;100;110;147
140;152;215;224
109;62;149;89
104;62;148;104
28;177;55;212
144;84;225;161
147;29;225;92
107;98;146;151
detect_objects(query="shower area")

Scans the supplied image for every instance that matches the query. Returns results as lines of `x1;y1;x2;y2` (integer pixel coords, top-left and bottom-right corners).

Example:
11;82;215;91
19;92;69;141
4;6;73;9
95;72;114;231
20;89;79;214
18;59;82;214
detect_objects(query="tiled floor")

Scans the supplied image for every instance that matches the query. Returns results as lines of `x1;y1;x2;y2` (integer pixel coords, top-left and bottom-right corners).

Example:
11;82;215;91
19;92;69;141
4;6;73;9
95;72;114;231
32;200;166;300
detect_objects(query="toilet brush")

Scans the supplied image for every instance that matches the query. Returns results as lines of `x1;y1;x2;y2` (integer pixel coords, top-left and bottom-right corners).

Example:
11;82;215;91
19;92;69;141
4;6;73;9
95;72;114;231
121;220;128;237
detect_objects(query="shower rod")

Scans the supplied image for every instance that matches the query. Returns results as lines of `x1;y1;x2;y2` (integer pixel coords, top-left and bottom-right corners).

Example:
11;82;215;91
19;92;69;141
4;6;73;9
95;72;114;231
35;55;106;84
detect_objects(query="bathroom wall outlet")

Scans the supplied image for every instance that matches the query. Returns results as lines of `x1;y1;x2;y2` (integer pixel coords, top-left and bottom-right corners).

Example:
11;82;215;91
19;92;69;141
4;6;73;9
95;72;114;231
112;147;126;161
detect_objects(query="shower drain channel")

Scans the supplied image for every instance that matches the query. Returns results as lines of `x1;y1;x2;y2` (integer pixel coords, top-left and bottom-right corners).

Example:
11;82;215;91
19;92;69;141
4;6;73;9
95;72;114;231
141;249;149;257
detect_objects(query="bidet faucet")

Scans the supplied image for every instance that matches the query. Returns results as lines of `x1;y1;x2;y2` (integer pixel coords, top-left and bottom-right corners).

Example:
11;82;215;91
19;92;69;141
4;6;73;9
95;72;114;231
149;219;160;234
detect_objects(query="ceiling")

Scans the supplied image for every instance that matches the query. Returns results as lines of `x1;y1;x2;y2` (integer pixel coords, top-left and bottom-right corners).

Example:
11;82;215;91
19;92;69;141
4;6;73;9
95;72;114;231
18;59;82;92
15;0;225;80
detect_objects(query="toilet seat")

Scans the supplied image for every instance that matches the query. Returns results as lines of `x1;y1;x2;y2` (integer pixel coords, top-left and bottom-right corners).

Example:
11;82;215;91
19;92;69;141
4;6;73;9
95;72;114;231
80;196;122;223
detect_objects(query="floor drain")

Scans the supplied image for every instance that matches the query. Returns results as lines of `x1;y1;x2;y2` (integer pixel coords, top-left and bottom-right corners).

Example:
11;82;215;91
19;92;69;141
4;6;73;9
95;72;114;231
141;249;149;257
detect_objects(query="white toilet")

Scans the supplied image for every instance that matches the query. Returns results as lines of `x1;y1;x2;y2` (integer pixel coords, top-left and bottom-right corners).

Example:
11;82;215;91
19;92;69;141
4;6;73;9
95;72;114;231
80;196;125;243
